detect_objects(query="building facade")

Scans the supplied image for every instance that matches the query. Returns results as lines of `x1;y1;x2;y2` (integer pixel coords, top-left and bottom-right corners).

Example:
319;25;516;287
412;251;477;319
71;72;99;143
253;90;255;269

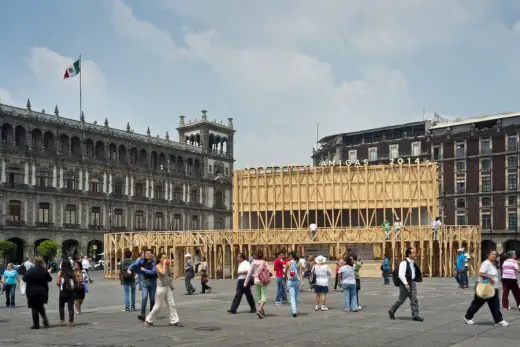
312;113;520;253
0;100;235;262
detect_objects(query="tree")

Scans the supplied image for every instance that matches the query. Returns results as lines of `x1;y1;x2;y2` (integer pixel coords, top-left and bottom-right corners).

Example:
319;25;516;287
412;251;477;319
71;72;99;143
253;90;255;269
0;240;16;264
36;240;58;262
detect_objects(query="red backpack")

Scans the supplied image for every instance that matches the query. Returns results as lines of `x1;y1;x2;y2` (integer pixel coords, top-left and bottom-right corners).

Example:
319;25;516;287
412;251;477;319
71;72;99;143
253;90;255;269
258;262;271;285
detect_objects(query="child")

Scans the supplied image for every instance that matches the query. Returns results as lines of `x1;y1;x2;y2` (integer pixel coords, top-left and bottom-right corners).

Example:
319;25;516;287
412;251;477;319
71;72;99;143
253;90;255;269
200;257;211;294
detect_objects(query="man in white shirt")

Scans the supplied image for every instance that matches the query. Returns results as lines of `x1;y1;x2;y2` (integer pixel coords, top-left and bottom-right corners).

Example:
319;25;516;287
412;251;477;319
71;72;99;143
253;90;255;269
82;256;93;283
394;218;402;240
309;223;317;240
23;257;35;271
388;246;424;322
228;253;256;314
432;217;441;241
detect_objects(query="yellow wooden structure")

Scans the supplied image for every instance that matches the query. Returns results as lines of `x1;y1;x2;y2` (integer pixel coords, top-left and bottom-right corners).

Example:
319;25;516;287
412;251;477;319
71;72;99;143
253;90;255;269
104;163;481;279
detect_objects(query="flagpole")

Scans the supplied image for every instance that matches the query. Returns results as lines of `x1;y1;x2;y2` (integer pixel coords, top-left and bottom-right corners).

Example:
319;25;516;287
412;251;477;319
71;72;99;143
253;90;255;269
79;55;82;119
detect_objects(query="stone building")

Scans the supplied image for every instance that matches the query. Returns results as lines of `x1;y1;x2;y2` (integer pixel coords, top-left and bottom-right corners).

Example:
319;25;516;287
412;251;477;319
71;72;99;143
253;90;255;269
0;100;235;262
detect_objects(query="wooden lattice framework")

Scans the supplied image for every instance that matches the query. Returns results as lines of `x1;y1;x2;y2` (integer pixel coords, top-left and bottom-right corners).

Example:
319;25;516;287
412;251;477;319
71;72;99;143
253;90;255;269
104;163;481;279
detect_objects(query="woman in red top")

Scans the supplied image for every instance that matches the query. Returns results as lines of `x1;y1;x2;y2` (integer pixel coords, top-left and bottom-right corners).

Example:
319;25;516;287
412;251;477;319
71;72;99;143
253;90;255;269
274;252;287;305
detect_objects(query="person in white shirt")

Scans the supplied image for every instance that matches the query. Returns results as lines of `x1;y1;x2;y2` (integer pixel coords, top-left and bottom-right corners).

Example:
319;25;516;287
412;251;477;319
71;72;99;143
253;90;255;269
309;223;317;240
81;256;93;284
464;249;509;326
228;253;256;314
298;257;307;291
312;255;331;311
394;218;402;240
431;217;441;241
388;247;424;321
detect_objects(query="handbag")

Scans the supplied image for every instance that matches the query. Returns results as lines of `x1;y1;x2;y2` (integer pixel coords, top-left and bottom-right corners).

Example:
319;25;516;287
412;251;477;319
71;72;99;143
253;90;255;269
475;282;495;299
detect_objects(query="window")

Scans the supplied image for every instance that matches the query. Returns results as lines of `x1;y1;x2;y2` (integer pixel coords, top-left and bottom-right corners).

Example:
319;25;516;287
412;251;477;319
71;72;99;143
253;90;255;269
91;207;101;226
348;150;357;162
411;142;421;156
173;214;182;231
191;215;199;230
115;181;123;195
433;147;441;160
155;212;164;230
456;179;465;194
389;145;399;159
135;183;144;197
8;200;21;221
508;173;517;190
64;205;77;224
456;199;466;208
481;197;491;207
482;214;491;230
65;176;76;190
456;144;465;157
7;168;23;185
89;179;99;193
455;161;466;172
154;185;164;199
114;209;123;227
481;158;491;170
508;156;518;169
508;135;517;151
480;139;491;154
368;147;377;162
208;164;213;173
481;175;491;193
135;210;145;229
215;190;224;207
225;168;229;176
509;213;518;231
190;189;199;204
174;187;182;201
215;217;224;230
38;171;49;187
38;203;50;223
508;196;517;206
456;214;466;225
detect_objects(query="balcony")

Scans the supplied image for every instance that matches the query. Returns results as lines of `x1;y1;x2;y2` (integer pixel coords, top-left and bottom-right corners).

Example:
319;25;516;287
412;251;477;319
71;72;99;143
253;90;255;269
5;220;26;227
132;196;149;202
88;225;103;230
62;223;80;230
214;203;227;210
36;186;57;193
87;191;106;197
4;183;29;190
111;226;126;232
135;227;147;231
35;222;54;228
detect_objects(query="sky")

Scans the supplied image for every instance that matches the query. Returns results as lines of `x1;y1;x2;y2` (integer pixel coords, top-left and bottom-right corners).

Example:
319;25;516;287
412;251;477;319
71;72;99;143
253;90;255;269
1;0;520;168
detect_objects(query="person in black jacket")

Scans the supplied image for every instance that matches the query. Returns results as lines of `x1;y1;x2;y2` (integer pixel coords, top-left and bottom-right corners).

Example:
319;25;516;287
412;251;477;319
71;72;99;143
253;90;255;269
388;247;424;322
22;256;52;329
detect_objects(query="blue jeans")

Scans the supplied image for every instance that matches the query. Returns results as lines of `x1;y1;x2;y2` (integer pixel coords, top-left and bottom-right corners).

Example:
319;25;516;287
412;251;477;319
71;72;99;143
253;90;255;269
275;277;287;303
137;274;142;290
383;269;390;284
463;268;469;287
140;278;156;315
5;284;16;307
342;283;358;311
287;280;300;314
123;282;136;309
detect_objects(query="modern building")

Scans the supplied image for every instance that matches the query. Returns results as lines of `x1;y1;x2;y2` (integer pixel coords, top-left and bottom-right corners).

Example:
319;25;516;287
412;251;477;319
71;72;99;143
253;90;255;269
0;100;235;262
313;112;520;253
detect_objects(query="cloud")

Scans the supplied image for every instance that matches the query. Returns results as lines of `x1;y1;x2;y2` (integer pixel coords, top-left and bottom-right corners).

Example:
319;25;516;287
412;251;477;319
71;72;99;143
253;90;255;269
0;89;15;105
25;47;108;121
111;0;520;166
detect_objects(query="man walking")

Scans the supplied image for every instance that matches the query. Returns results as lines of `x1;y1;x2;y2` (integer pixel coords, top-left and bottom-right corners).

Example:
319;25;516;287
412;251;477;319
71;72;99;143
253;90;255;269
128;249;157;321
228;253;256;314
274;252;287;305
388;246;424;321
82;256;93;284
119;250;136;312
184;254;196;295
456;248;466;289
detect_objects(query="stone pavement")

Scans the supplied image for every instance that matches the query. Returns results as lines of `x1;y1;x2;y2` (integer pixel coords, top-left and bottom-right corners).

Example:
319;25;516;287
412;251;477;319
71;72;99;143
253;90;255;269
1;272;520;347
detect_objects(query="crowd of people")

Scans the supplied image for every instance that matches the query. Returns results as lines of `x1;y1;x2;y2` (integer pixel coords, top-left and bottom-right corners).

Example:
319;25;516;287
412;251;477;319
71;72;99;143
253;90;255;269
1;245;519;330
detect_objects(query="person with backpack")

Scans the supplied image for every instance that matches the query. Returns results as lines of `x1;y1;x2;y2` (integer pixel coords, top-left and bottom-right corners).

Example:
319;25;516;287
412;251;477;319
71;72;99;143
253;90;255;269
388;247;424;322
119;250;136;312
56;260;77;327
284;252;303;317
244;250;271;319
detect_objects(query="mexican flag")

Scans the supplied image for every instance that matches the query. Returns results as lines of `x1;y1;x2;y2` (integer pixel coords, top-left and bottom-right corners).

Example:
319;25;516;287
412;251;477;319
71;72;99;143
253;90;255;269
64;59;81;79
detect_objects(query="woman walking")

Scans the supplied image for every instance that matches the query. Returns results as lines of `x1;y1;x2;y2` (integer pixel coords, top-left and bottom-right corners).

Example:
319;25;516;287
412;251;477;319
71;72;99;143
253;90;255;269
73;261;87;314
312;255;331;311
245;250;271;319
57;260;77;327
2;263;19;307
200;257;212;294
22;256;52;329
464;249;509;326
338;256;358;312
285;252;303;317
145;253;183;327
501;250;520;310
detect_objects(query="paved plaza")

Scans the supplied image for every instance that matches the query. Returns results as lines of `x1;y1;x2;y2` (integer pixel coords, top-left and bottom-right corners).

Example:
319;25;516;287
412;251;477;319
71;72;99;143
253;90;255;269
0;272;519;347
